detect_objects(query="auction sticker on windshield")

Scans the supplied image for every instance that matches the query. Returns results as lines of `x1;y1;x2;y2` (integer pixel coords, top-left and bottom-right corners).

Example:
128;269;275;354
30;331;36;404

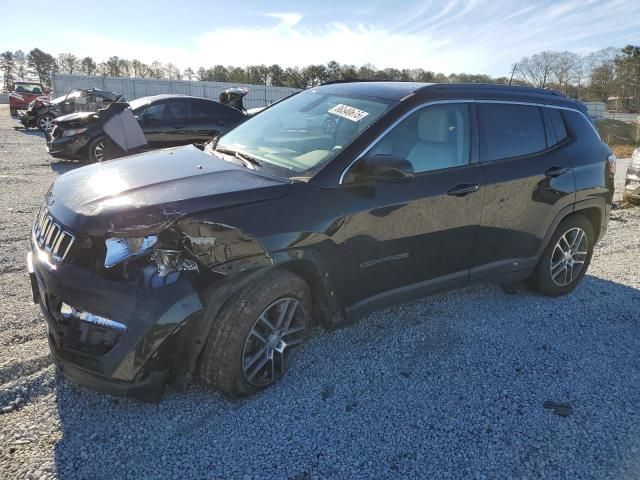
328;104;369;122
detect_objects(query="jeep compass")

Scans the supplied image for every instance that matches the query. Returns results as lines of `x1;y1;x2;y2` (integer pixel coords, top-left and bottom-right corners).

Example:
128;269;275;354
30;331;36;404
27;82;615;401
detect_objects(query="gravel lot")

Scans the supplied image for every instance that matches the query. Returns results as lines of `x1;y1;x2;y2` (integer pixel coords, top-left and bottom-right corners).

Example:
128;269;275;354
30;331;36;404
0;104;639;480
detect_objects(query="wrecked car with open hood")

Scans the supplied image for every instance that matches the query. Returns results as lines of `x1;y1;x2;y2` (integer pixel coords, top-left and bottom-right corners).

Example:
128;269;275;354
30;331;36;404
27;82;613;402
47;94;246;162
19;88;124;133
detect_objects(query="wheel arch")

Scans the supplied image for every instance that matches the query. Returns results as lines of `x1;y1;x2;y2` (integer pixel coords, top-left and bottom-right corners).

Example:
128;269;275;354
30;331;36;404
573;205;602;241
537;199;607;259
275;258;340;327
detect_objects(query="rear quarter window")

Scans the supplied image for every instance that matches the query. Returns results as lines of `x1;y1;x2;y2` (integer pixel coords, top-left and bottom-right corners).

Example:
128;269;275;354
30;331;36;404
547;108;568;144
478;104;547;161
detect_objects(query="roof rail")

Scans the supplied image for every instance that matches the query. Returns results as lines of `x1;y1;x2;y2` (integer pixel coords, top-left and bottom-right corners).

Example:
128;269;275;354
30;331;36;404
420;83;565;97
320;79;379;86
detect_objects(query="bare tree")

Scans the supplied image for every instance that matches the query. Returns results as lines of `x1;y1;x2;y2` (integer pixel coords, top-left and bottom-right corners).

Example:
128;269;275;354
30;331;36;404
517;51;557;88
13;50;28;79
58;53;79;74
130;59;149;78
164;63;181;80
552;51;579;94
587;48;618;102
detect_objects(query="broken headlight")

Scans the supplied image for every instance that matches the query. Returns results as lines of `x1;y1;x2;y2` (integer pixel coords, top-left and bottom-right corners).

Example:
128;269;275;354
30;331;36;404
104;235;158;268
151;250;199;277
62;127;88;137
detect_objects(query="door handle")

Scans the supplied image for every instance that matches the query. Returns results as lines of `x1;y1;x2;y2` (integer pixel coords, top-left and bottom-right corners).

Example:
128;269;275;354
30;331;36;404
545;166;570;177
447;183;479;197
173;125;184;129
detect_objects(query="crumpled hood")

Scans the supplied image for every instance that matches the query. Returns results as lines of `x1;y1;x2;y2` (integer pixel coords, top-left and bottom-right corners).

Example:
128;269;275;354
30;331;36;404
46;146;291;236
53;111;98;126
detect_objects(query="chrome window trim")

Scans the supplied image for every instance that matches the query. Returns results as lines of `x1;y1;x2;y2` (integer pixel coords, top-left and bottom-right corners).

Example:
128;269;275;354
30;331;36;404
338;99;598;185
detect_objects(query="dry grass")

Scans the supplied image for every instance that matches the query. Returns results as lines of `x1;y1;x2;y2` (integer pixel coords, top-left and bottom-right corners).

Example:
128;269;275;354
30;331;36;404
596;118;639;144
610;144;636;158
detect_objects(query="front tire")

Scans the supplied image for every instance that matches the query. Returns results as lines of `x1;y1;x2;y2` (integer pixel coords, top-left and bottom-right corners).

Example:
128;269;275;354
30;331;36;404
37;114;55;133
88;136;107;163
528;214;594;296
199;270;311;396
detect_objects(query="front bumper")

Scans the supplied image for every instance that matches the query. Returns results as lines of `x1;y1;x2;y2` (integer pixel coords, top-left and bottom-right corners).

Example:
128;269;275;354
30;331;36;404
18;110;35;128
624;166;640;202
18;110;37;128
27;244;204;402
46;132;90;158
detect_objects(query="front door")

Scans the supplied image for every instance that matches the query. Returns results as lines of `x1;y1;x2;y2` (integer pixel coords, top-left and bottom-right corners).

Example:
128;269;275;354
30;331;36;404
342;102;484;308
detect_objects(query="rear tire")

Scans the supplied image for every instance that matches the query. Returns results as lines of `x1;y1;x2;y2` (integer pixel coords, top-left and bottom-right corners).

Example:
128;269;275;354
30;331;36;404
10;107;17;117
198;270;311;397
528;214;594;296
88;136;107;163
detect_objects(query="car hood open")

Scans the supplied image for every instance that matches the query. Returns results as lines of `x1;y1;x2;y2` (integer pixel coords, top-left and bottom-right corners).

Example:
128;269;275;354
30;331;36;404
45;145;291;236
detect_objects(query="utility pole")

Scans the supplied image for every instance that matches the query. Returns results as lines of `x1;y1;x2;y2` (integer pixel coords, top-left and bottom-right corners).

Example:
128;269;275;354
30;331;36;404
508;64;518;85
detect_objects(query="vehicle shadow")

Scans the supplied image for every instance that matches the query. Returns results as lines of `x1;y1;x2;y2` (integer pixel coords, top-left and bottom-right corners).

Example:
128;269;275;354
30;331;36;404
51;275;640;479
48;160;85;175
13;126;46;138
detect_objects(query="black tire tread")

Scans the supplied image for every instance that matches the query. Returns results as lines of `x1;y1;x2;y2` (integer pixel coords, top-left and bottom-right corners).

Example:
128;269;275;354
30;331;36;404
528;213;595;296
198;269;310;396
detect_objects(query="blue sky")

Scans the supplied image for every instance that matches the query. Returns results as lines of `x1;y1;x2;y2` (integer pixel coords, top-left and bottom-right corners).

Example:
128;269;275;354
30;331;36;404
1;0;638;76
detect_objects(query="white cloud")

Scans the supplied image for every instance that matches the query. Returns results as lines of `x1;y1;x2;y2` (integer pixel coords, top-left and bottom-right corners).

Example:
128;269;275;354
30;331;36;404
57;1;640;77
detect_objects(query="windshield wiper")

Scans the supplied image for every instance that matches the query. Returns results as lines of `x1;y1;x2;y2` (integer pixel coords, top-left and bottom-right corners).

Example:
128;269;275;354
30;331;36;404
234;150;261;168
214;147;261;169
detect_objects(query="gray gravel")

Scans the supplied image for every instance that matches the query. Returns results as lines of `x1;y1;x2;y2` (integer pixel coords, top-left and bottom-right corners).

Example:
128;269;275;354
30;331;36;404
1;104;639;480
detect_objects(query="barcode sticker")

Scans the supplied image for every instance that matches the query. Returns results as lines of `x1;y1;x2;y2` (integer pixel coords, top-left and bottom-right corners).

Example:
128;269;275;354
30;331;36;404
328;104;370;122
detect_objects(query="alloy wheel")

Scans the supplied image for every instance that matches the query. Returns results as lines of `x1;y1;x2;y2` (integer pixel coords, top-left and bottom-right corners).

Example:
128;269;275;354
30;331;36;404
94;142;105;162
241;297;306;387
39;116;55;132
550;227;588;286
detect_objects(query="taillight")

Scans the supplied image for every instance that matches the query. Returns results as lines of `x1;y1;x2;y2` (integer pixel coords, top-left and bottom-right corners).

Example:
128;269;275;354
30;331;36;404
607;153;616;175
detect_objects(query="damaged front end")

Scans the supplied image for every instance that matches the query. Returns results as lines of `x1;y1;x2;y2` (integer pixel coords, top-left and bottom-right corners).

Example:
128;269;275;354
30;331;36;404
28;200;255;401
28;147;291;401
28;210;213;402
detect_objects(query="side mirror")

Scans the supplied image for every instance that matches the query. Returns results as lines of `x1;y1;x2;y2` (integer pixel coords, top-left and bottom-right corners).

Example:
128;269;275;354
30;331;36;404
343;154;414;185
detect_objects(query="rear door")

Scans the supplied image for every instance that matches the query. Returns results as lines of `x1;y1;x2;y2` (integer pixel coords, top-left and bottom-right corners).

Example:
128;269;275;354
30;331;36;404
188;99;242;143
472;102;575;279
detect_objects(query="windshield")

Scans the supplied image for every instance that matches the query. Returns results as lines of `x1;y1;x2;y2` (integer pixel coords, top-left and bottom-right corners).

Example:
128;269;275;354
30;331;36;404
129;98;150;111
14;83;43;94
216;89;394;176
51;90;83;104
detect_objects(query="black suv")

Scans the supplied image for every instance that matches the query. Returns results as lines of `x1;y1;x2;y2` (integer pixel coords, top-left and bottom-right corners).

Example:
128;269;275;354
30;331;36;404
27;82;615;401
47;94;245;162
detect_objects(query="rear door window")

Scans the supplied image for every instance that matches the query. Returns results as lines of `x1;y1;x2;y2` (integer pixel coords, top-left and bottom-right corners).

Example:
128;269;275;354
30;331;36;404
190;100;231;121
478;104;547;161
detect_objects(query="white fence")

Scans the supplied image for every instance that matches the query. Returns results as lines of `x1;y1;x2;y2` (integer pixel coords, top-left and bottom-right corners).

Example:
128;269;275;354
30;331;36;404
584;102;607;120
51;74;300;109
